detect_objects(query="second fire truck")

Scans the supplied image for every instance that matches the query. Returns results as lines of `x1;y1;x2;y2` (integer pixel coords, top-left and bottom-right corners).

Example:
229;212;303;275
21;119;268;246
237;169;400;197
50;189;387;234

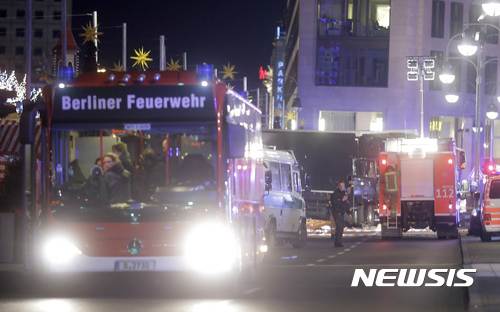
379;138;466;239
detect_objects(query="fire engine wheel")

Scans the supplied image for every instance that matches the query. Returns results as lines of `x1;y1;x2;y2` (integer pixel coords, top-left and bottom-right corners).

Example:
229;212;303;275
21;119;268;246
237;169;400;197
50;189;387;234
267;222;277;250
364;205;375;227
480;231;492;242
293;222;307;249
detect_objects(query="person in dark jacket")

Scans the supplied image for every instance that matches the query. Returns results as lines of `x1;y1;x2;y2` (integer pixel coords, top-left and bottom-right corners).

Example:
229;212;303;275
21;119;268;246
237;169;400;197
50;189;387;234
103;152;131;203
84;157;108;202
112;141;139;201
330;181;353;247
141;148;166;200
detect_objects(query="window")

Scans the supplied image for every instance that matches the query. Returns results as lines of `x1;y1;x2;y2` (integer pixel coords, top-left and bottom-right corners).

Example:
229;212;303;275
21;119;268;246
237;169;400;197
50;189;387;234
15;47;24;55
316;43;388;87
53;11;61;20
34;29;43;38
0;10;6;18
450;2;463;39
0;46;6;55
317;0;390;37
445;52;462;94
293;170;301;193
316;0;389;87
34;48;43;56
34;11;44;20
0;28;6;37
319;111;356;131
281;163;292;192
489;180;500;199
431;1;445;38
16;10;25;19
270;162;281;191
485;57;498;96
53;30;60;38
429;51;443;91
16;28;25;37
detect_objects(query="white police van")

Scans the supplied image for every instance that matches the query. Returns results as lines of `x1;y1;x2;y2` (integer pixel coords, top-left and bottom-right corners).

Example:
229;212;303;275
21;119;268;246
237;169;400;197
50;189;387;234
263;148;307;249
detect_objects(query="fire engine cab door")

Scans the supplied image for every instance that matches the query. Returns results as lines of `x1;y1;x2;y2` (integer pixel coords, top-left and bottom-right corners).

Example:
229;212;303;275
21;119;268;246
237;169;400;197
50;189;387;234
400;158;434;200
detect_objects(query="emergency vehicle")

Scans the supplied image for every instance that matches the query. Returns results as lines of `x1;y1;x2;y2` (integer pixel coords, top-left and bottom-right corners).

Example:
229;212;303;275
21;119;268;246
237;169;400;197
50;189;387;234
379;138;465;239
479;175;500;242
263;149;307;248
19;66;266;284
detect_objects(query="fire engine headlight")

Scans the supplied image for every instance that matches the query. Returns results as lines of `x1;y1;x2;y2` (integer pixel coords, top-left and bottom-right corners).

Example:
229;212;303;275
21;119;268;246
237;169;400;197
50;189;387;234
185;223;237;273
43;236;82;265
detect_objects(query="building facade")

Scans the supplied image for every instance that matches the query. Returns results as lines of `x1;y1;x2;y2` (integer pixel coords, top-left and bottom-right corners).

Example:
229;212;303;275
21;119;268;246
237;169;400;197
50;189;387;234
0;0;72;82
275;0;500;180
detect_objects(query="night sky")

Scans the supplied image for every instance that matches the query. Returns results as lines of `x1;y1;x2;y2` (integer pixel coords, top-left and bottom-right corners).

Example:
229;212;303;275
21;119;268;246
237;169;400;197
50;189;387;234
71;0;287;89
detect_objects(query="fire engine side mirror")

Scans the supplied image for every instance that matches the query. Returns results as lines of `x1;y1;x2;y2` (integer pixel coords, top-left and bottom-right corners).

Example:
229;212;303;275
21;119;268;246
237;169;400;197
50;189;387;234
228;124;245;158
456;148;466;170
265;170;272;191
304;173;311;192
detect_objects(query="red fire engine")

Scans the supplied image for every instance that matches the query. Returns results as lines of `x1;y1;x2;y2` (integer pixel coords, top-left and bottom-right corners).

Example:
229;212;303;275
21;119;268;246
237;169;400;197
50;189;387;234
379;138;465;239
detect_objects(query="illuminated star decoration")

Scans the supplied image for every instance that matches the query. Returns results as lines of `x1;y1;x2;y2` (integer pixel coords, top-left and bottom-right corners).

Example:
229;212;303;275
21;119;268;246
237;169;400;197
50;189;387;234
285;110;296;122
112;61;123;72
274;108;282;117
226;83;235;90
299;118;307;128
79;22;103;44
166;58;182;71
131;47;153;70
220;62;238;80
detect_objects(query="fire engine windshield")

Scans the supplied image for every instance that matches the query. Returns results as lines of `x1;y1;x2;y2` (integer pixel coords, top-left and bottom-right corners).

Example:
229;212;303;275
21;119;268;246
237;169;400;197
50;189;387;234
49;123;218;222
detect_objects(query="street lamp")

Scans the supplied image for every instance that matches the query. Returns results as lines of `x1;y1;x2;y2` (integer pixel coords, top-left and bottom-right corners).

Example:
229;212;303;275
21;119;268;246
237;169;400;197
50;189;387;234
439;2;500;190
482;1;500;16
291;97;302;112
487;103;499;119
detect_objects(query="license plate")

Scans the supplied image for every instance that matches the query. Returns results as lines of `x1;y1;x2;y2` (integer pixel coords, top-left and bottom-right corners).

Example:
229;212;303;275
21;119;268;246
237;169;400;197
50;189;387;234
115;261;155;271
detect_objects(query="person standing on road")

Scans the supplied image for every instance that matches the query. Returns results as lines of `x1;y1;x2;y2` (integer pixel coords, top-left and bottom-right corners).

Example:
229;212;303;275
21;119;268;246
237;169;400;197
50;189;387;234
330;181;352;247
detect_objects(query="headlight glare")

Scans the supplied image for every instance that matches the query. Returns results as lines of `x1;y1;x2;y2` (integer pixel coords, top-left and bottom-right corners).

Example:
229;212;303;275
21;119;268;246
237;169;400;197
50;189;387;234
185;223;237;273
44;237;82;264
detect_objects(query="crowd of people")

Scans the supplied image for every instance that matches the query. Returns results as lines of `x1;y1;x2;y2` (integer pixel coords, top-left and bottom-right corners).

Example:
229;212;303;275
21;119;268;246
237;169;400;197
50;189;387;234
67;140;215;205
68;141;168;204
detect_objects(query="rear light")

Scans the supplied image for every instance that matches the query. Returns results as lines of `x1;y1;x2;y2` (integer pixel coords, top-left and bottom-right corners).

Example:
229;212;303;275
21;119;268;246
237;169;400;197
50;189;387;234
448;158;453;165
484;214;492;221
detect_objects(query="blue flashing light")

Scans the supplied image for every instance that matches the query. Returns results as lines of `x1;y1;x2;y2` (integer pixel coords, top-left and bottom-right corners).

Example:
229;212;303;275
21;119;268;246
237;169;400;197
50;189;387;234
196;64;214;82
58;66;75;83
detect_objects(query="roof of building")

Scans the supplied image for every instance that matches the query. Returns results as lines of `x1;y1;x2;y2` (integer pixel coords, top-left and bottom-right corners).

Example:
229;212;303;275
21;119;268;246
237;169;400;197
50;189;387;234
52;23;80;51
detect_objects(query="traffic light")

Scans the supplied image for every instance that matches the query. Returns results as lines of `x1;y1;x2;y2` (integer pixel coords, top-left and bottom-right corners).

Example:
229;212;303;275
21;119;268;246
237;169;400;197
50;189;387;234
0;89;17;118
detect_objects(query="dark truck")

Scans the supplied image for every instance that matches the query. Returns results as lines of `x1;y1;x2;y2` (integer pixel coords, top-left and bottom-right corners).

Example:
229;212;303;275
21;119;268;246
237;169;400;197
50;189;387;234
262;129;415;227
